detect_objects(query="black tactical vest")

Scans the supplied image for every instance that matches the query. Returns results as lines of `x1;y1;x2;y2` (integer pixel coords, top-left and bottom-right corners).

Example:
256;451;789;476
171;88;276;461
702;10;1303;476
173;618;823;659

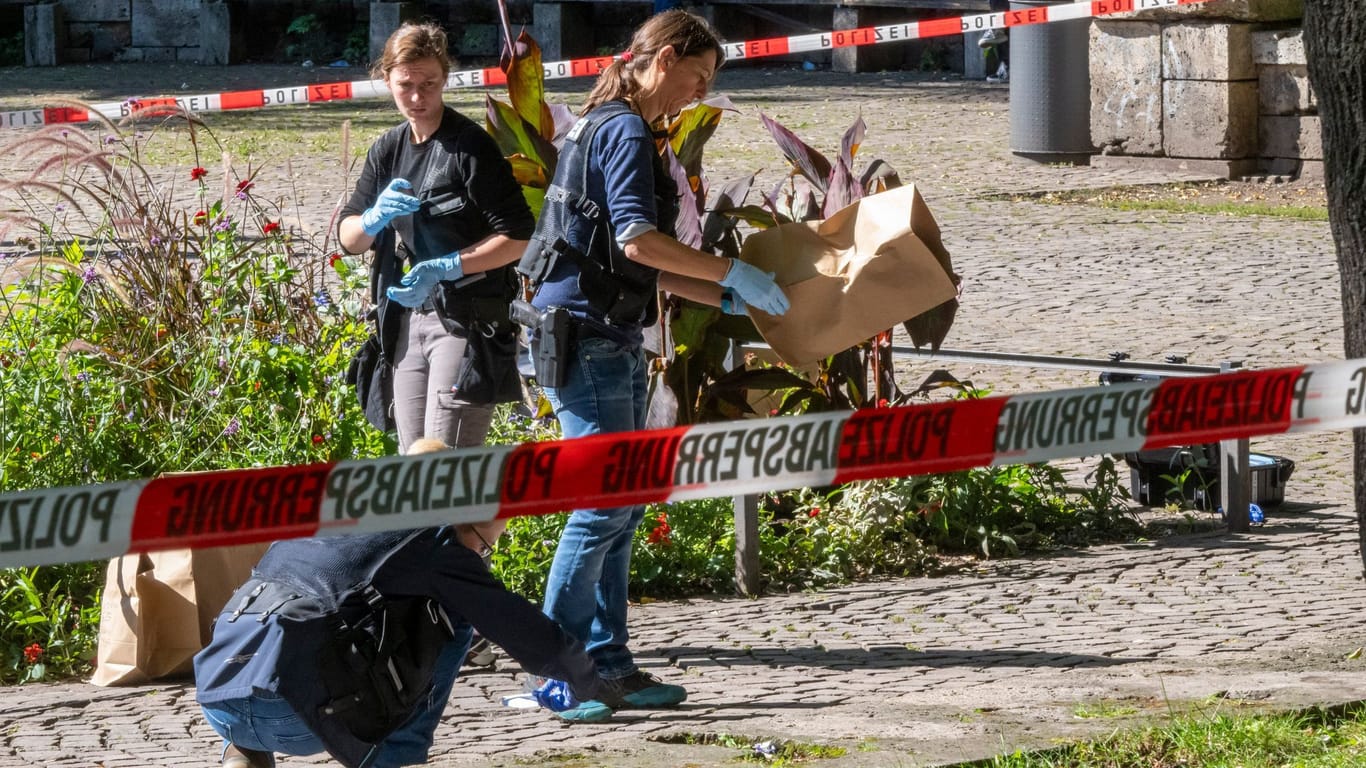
518;100;679;327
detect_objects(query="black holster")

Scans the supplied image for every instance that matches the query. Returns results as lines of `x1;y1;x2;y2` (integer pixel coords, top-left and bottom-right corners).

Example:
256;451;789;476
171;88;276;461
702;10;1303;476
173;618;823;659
511;299;571;388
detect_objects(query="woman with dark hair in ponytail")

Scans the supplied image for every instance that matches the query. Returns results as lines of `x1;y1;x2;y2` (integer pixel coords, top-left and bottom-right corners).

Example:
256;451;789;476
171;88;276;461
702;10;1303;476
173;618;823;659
520;9;790;721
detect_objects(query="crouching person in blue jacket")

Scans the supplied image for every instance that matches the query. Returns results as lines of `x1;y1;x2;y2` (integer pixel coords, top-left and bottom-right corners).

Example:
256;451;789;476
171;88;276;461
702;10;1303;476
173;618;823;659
194;516;612;768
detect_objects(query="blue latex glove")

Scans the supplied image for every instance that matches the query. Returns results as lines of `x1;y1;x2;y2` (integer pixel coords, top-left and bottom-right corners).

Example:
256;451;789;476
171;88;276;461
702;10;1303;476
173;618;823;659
360;178;421;236
720;289;747;316
718;258;790;316
532;678;579;712
385;252;463;308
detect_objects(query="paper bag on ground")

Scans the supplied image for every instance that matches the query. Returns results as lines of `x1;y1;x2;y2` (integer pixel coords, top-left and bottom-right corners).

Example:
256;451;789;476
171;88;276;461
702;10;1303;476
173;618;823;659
739;184;957;366
91;542;269;686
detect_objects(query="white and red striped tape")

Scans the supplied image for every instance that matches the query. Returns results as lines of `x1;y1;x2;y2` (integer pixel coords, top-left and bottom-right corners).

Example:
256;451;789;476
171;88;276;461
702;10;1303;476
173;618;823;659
0;0;1203;131
2;358;1361;569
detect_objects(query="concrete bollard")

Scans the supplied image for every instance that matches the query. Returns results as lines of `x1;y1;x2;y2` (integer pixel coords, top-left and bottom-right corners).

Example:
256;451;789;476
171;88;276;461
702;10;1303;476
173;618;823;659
24;3;65;67
532;2;592;63
370;2;422;67
200;0;231;66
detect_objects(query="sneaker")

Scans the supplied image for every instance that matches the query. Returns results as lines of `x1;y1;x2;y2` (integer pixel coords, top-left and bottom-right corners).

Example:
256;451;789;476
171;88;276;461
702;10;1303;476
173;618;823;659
222;745;275;768
463;636;497;669
978;28;1008;48
603;669;687;708
553;698;616;723
532;677;617;723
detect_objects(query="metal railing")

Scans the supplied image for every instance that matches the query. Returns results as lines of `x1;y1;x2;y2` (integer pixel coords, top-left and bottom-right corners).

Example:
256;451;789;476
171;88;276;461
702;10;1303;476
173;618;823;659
728;344;1253;595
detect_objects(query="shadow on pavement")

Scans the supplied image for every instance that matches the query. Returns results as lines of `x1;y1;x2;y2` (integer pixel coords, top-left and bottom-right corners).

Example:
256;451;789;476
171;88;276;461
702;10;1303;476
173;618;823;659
660;645;1142;671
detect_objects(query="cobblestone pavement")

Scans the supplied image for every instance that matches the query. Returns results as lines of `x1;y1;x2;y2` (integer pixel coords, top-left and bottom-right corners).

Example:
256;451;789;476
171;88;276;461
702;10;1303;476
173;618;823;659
1;66;1358;767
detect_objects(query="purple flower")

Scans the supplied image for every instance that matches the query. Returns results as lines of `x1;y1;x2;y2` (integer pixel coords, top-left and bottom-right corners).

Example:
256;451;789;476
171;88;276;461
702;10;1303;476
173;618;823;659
76;372;91;382
235;191;248;201
81;267;97;283
270;333;284;345
223;417;241;436
104;135;118;145
313;290;330;308
150;236;163;247
212;217;231;233
55;203;66;213
208;387;220;397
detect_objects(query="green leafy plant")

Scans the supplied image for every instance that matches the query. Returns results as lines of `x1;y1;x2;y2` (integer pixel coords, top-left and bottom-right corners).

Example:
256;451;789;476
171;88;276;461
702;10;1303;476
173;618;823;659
342;26;369;67
0;31;23;68
0;563;102;683
1154;445;1217;511
283;13;339;63
663;112;962;424
0;105;386;679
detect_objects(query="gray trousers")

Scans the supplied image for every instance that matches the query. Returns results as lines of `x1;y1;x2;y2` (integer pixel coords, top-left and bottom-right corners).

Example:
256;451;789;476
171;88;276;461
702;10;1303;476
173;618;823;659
392;309;495;453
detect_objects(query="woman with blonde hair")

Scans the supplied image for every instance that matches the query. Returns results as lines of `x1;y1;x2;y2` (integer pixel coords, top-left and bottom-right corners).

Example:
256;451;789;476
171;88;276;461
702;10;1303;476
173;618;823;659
518;9;790;721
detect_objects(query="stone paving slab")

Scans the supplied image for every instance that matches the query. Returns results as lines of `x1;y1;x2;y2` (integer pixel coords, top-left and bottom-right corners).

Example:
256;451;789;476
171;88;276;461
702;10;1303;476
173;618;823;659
0;67;1354;767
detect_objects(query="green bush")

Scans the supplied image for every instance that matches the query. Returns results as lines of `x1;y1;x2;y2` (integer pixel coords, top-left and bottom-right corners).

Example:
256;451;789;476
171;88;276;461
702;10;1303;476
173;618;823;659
490;458;1132;603
0;111;385;681
0;32;22;68
0;562;103;684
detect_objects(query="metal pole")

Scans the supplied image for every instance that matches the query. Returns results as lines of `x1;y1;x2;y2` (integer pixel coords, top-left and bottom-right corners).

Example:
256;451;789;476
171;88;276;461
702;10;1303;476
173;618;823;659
733;492;761;596
888;345;1222;377
1218;361;1251;532
726;339;762;595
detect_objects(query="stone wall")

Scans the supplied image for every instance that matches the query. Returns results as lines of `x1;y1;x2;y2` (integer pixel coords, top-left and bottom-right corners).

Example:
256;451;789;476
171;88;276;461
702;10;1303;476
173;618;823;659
1088;0;1313;179
23;0;529;65
24;0;975;74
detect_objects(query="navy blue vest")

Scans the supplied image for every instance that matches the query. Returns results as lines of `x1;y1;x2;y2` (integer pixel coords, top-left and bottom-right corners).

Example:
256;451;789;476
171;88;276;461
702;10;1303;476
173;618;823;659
518;101;678;328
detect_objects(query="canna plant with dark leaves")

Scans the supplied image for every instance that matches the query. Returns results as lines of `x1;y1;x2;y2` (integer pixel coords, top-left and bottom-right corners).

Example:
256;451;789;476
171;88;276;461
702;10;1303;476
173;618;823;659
667;112;961;422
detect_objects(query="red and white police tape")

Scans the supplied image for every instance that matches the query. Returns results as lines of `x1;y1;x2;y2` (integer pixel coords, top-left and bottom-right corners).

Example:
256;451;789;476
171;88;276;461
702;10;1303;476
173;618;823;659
3;358;1363;569
0;0;1204;131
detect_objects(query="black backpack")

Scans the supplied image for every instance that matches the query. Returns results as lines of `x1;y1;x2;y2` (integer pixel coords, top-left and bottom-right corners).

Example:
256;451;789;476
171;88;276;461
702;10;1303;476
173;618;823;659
224;531;458;768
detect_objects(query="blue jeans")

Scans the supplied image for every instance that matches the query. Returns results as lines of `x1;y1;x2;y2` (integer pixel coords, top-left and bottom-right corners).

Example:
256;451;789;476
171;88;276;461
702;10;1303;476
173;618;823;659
201;629;472;768
543;335;648;679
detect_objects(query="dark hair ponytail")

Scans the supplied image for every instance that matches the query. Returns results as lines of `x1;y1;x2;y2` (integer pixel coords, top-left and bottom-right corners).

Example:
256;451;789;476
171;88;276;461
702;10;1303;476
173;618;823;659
581;9;724;115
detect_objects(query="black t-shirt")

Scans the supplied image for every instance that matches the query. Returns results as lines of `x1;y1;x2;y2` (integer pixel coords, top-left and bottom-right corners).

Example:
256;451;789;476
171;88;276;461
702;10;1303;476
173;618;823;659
340;107;533;266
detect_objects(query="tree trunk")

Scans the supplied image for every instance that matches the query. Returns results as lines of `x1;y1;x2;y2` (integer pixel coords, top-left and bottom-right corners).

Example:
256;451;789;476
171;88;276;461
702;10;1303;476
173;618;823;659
1303;2;1366;573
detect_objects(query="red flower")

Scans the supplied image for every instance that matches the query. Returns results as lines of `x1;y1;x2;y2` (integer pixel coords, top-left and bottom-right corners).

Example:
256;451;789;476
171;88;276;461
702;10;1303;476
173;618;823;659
768;408;779;417
236;179;254;194
311;434;325;445
877;398;889;408
328;252;342;268
263;221;280;235
190;166;207;181
808;507;820;518
193;210;208;225
646;512;672;545
23;643;42;664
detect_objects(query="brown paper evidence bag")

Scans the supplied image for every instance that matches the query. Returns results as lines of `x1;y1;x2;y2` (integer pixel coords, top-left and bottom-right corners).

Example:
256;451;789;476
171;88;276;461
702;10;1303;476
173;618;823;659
91;542;270;686
740;184;958;367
